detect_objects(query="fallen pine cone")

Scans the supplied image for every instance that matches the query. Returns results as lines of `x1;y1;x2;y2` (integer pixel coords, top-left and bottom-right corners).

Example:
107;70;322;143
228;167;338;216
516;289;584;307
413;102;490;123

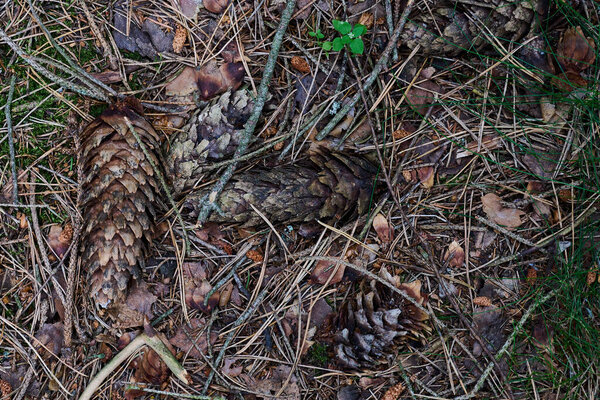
401;0;546;55
182;148;377;226
165;90;253;195
334;268;431;369
79;98;163;307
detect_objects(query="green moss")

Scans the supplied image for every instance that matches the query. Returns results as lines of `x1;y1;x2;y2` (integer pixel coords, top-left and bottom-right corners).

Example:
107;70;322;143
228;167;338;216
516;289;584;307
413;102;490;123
306;342;329;367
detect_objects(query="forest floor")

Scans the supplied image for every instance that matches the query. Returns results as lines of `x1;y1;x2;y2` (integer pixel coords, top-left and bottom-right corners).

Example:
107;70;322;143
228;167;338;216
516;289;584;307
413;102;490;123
0;0;599;399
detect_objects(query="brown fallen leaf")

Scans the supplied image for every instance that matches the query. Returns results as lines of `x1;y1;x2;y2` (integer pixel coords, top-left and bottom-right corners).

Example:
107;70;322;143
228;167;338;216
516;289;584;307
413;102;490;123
222;357;243;377
196;61;244;101
253;365;301;400
556;26;596;73
204;0;230;13
35;322;64;359
405;67;442;115
551;70;589;92
47;222;73;261
443;240;465;268
358;12;374;29
182;262;219;313
471;305;507;359
310;258;345;285
417;165;435;188
481;193;525;228
532;316;553;349
108;281;157;328
165;67;199;96
372;213;394;244
169;317;217;358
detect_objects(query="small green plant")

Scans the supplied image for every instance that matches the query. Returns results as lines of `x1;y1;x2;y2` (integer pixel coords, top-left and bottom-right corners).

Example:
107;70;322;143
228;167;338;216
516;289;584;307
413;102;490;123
309;20;367;55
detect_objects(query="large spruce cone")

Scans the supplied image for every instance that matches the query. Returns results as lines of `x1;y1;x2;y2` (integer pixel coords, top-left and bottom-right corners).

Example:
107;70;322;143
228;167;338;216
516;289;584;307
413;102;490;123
79;98;163;307
166;90;253;195
334;269;431;369
401;0;546;55
182;148;377;226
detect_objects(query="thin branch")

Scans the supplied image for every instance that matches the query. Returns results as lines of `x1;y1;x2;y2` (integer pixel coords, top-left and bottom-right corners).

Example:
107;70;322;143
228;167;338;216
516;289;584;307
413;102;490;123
194;0;297;224
4;75;18;204
0;27;109;101
78;333;190;400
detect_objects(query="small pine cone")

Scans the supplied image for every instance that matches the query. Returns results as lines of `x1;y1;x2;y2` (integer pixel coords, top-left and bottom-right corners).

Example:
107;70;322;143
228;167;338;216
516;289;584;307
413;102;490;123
0;380;11;397
334;270;431;369
165;90;253;195
79;98;163;307
401;0;546;55
182;148;377;226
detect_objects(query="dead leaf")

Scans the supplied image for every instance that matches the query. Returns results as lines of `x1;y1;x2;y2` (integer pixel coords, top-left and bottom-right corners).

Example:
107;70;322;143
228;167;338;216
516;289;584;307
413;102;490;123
481;193;525;228
179;0;201;18
35;322;64;359
372;214;394;244
472;305;506;356
113;0;175;58
551;69;589;92
310;257;345;285
165;67;199;96
195;61;244;101
358;12;374;29
382;382;405;400
532;317;553;349
522;153;558;179
556;26;596;73
586;268;598;286
291;56;310;73
405;67;442;114
182;262;219;313
417;166;435;188
337;385;362;400
309;298;333;328
443;240;465;268
169;318;217;358
108;281;157;328
203;0;230;13
222;357;243;377
254;365;301;400
47;222;72;260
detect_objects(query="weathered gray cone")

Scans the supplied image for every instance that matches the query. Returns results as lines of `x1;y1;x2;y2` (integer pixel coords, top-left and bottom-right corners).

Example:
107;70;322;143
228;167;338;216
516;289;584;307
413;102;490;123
165;90;253;195
401;0;547;55
79;98;163;307
182;148;377;226
335;270;431;369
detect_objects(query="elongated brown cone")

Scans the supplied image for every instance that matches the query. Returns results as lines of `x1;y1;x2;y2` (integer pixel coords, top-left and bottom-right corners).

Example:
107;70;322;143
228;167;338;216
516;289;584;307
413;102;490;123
182;148;377;226
79;98;163;307
166;90;253;195
401;0;546;55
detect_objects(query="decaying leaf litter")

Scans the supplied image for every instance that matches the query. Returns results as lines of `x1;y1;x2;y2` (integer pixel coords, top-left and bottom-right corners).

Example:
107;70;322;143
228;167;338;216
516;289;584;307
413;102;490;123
0;0;599;399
